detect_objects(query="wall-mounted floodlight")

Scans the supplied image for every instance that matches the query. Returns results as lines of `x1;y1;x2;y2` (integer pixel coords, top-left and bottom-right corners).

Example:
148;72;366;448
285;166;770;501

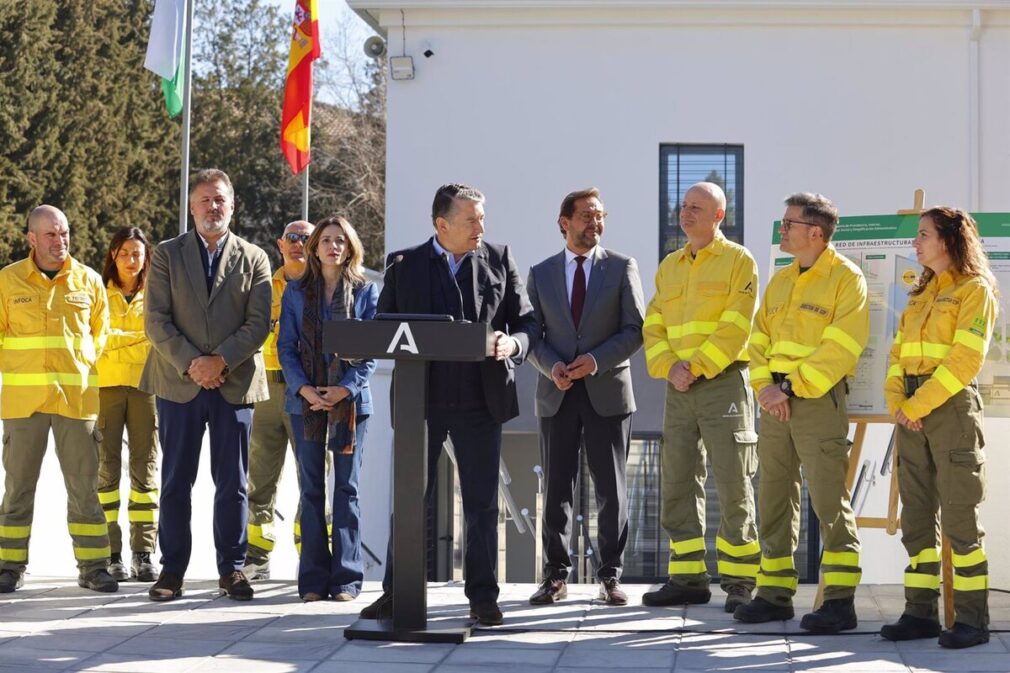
390;56;415;81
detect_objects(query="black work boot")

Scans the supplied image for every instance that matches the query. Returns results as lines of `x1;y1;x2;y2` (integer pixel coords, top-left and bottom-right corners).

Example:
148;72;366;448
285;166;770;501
938;622;990;649
131;552;158;582
880;614;941;641
108;553;129;581
0;568;24;593
799;597;857;634
78;568;119;593
724;585;752;613
642;581;711;607
242;556;270;581
734;596;794;623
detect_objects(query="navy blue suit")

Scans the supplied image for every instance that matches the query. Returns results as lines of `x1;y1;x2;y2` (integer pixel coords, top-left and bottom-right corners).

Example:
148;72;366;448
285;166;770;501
379;237;537;602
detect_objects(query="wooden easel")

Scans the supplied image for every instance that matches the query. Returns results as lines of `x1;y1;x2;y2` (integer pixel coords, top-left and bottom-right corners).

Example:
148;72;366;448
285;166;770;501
813;189;956;628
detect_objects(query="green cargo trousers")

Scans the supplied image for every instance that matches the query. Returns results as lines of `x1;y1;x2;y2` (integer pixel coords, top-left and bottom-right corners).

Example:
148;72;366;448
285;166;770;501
97;385;159;554
755;380;861;605
896;385;988;630
247;379;297;562
0;413;111;572
661;363;760;592
247;378;332;562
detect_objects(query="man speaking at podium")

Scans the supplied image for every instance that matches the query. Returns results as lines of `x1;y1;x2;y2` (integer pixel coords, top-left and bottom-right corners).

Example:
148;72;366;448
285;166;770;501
360;183;537;626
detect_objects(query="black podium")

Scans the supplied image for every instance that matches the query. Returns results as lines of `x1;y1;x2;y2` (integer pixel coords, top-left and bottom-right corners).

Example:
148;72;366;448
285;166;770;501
323;314;494;643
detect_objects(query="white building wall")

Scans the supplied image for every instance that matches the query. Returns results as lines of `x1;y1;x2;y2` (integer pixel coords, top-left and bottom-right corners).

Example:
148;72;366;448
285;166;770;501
356;1;1010;586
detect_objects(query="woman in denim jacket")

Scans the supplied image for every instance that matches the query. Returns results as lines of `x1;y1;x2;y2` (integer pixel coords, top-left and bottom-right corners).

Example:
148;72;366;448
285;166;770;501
278;215;377;601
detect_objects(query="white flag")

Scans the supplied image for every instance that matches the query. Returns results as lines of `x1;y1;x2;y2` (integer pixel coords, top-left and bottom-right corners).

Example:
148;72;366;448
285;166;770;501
144;0;186;81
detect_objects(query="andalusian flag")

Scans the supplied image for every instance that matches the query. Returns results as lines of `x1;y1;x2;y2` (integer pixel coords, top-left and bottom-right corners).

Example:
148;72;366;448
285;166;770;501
281;0;321;175
144;0;187;118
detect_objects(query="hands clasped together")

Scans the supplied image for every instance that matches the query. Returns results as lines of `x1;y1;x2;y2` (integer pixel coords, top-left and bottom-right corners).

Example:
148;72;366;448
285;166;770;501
758;384;792;423
550;354;597;391
187;354;227;389
299;385;350;411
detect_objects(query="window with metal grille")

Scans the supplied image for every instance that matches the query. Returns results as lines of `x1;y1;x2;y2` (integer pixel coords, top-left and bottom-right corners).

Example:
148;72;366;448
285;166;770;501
660;144;744;258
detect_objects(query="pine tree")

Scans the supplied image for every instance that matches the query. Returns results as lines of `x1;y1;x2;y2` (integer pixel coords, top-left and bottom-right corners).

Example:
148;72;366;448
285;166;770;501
0;0;177;269
0;0;386;270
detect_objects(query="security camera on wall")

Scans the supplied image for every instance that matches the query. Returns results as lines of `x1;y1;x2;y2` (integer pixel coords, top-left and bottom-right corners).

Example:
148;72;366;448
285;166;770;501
364;35;386;59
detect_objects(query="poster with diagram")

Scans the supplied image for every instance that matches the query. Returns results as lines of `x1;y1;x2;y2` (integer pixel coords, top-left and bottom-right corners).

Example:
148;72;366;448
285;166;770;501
768;212;1010;417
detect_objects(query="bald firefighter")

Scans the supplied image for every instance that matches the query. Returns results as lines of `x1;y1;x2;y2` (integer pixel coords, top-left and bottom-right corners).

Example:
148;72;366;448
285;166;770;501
0;205;117;593
642;182;760;613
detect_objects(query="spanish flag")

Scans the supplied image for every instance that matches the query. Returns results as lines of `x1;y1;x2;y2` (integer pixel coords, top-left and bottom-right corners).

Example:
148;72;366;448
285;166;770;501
281;0;321;175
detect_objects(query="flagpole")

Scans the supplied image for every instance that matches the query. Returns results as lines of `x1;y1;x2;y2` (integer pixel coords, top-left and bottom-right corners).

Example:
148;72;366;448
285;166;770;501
178;0;195;235
300;69;313;222
301;163;309;221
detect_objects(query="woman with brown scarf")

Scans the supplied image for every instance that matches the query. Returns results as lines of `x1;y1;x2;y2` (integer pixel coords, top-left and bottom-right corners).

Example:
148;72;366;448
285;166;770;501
277;216;377;602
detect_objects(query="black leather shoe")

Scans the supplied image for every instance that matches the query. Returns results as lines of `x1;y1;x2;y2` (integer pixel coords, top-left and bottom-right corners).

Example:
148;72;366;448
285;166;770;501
149;572;184;601
359;591;393;619
131;552;158;582
529;578;567;605
799;597;857;634
733;596;794;623
880;614;942;641
938;622;990;649
469;600;504;626
219;570;254;601
108;553;130;582
0;569;24;593
642;581;711;607
724;585;752;613
78;568;119;593
599;578;628;605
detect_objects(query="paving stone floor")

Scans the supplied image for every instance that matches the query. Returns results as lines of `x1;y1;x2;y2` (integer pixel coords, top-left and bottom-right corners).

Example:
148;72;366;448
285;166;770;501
1;579;1009;672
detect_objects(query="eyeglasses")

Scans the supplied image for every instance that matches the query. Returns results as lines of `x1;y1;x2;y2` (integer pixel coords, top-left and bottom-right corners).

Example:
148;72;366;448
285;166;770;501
576;211;607;224
781;218;820;231
283;233;310;244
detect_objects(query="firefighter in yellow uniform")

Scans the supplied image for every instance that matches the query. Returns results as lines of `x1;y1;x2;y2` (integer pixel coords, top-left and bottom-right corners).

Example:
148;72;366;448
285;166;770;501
96;227;159;582
880;207;997;649
0;205;117;593
642;182;760;613
734;193;868;633
245;220;317;579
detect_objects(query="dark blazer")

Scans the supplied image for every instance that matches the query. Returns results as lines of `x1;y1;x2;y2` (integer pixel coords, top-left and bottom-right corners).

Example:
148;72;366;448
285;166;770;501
527;248;645;418
141;229;272;405
378;237;538;424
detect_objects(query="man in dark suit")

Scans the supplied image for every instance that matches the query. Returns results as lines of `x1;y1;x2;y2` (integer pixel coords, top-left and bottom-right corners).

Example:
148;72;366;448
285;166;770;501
141;169;272;602
359;183;537;625
526;187;644;606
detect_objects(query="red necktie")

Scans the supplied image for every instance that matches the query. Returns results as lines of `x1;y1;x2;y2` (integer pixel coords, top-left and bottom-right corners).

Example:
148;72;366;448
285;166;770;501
571;255;586;327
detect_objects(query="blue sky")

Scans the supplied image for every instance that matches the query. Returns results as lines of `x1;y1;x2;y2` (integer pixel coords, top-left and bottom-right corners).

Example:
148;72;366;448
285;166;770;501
265;0;379;104
265;0;376;52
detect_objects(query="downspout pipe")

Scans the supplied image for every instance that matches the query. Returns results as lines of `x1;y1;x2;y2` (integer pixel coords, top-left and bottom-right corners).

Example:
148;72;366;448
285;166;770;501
969;8;982;210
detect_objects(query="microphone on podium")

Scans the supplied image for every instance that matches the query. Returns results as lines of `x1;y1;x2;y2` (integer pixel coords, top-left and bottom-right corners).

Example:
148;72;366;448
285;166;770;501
383;254;404;275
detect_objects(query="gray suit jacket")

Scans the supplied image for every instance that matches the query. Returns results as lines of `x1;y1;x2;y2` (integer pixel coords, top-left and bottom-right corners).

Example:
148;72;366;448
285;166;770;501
527;247;645;418
140;229;272;405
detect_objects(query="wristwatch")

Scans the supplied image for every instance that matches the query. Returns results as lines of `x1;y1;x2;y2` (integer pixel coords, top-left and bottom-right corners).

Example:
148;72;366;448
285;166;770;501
778;378;796;398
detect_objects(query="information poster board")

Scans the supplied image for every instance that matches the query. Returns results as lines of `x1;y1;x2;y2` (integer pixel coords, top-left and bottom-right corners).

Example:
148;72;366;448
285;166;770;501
769;213;1010;417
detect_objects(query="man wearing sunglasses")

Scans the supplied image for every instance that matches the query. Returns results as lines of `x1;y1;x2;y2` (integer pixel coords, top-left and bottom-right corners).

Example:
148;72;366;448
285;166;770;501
245;221;315;580
735;193;868;634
